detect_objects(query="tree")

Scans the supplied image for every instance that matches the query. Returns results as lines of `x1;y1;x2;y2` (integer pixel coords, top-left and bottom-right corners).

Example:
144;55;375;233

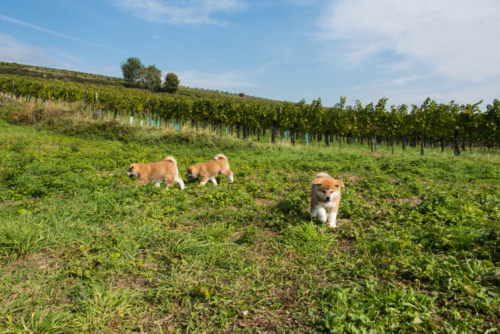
121;58;143;85
145;65;162;92
164;72;180;93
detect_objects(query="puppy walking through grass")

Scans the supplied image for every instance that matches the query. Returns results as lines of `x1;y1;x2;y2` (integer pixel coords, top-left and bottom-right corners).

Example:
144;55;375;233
186;154;234;185
126;156;185;190
310;172;344;228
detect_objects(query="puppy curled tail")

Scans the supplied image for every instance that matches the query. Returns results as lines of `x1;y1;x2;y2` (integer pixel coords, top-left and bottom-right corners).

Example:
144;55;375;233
164;156;177;165
214;154;227;161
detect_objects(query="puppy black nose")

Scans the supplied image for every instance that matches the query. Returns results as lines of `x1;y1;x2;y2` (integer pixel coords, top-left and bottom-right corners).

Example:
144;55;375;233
326;197;331;201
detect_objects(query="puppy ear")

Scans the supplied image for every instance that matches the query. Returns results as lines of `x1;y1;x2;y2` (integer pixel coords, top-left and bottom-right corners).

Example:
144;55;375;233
311;178;323;185
333;180;345;188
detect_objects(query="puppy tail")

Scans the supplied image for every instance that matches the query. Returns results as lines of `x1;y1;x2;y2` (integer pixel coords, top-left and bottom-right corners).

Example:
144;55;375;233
214;154;227;161
165;156;177;165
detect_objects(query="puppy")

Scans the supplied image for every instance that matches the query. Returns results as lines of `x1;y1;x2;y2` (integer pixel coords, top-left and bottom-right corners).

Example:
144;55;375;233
186;154;234;185
126;156;185;190
310;172;344;228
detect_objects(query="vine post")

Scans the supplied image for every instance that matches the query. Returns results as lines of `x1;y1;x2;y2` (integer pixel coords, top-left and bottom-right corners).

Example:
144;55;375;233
372;103;378;153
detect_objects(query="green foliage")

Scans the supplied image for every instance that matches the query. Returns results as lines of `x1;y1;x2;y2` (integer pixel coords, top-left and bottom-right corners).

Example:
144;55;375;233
120;57;143;84
144;64;162;92
164;72;180;93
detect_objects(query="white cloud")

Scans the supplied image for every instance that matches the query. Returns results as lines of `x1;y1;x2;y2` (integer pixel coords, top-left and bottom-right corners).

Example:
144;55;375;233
0;14;132;56
151;35;158;39
0;34;125;79
112;0;245;25
0;33;85;71
95;66;122;78
176;69;261;92
0;34;57;65
319;0;500;81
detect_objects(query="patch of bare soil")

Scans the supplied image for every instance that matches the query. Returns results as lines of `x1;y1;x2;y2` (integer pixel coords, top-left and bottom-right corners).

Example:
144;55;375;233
337;239;356;253
386;196;422;206
96;170;115;177
0;200;21;208
338;173;358;180
231;311;299;332
363;153;398;157
254;198;275;206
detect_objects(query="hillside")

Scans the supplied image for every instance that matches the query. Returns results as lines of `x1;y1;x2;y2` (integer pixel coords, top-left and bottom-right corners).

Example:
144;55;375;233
0;61;283;104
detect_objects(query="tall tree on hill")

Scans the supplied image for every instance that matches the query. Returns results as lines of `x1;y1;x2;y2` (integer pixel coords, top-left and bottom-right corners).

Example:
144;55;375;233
145;65;162;92
121;58;143;85
164;72;180;93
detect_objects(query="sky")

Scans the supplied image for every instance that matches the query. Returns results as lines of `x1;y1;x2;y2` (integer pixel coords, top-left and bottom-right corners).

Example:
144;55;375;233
0;0;499;109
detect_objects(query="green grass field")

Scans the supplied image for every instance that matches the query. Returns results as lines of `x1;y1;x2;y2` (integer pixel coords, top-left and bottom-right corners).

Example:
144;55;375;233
1;97;500;333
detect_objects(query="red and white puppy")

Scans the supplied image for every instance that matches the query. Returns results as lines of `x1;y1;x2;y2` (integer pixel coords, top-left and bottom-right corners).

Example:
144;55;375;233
126;156;185;190
310;172;345;228
186;154;234;186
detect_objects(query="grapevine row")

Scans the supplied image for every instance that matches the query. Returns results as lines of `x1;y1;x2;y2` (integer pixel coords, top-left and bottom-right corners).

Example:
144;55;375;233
1;74;499;154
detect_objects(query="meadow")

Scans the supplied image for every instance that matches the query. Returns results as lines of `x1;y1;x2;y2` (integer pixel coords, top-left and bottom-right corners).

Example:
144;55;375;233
1;96;500;333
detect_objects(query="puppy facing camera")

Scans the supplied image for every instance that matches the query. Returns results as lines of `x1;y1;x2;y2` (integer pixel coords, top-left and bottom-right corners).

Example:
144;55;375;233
310;172;344;228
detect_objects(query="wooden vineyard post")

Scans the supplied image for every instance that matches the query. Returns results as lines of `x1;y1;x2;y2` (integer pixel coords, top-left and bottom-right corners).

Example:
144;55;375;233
372;103;378;153
11;81;14;98
421;133;424;155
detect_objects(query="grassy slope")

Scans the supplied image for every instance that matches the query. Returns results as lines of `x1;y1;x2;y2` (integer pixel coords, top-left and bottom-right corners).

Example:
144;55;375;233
0;61;282;104
1;97;500;333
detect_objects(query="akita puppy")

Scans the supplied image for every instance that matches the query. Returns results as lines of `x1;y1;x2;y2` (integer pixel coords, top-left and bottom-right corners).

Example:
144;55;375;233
126;156;184;190
186;154;234;185
310;172;345;228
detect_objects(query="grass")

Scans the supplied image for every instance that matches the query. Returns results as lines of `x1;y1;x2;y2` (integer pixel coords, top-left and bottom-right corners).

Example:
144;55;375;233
1;96;500;333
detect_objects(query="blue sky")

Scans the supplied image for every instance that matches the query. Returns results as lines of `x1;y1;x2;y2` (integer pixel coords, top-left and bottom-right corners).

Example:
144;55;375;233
0;0;499;109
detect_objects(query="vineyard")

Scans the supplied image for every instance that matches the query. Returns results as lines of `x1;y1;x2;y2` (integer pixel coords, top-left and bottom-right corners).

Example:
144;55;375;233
2;74;500;156
0;62;279;104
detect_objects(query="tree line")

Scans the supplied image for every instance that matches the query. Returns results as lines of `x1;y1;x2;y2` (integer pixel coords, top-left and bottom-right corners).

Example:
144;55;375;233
1;74;499;155
120;57;179;93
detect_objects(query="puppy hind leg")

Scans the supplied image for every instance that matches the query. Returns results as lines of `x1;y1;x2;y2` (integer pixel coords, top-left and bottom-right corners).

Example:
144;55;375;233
164;176;173;190
174;174;185;190
224;170;234;183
